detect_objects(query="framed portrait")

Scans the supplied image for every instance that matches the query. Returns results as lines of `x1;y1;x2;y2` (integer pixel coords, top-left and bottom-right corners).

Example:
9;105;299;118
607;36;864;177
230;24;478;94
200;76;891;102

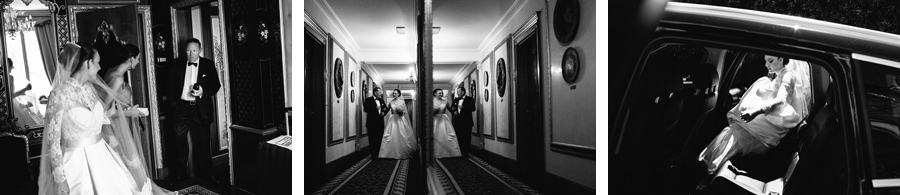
328;35;346;146
480;54;494;139
346;55;358;141
494;35;513;143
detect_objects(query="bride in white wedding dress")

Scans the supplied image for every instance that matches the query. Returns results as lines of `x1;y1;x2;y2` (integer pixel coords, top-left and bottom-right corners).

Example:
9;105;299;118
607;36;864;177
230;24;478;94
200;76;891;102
38;43;171;195
432;89;462;158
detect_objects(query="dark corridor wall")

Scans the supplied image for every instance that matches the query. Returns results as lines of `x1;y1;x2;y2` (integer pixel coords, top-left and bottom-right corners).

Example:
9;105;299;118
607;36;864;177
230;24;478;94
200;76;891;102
224;0;286;129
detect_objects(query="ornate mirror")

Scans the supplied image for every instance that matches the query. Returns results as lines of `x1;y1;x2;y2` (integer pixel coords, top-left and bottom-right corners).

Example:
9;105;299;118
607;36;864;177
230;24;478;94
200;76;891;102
1;0;63;133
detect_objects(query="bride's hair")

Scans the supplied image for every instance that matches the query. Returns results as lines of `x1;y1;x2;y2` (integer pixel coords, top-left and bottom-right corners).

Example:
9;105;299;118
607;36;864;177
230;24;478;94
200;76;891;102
112;44;140;65
72;44;97;76
433;88;443;97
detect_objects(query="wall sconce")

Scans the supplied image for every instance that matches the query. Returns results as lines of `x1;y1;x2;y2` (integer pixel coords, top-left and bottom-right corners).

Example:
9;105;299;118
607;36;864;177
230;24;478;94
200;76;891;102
432;27;440;34
396;26;406;34
406;67;417;83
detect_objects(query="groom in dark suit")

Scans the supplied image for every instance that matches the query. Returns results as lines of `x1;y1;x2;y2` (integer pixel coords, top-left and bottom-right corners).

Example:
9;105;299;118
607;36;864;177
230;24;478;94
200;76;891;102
363;87;388;158
164;38;221;184
450;87;476;156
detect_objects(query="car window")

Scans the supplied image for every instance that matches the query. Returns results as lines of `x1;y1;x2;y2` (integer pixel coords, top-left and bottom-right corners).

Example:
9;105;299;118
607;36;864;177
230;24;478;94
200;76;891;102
619;43;722;158
857;56;900;194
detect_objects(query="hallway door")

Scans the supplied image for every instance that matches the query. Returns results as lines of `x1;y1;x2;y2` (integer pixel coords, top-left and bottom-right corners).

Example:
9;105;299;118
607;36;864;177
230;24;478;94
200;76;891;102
514;18;544;185
304;28;327;192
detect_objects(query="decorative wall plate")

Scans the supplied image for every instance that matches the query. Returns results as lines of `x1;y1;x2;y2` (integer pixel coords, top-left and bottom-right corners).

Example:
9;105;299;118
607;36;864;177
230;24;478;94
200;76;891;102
350;71;355;87
562;47;580;83
496;58;507;98
484;89;490;102
483;71;489;86
553;0;580;45
470;79;477;99
334;58;343;98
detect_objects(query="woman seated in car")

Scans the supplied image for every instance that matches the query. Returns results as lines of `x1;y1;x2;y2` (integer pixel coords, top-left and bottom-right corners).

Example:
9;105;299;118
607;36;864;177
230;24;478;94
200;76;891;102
698;55;811;175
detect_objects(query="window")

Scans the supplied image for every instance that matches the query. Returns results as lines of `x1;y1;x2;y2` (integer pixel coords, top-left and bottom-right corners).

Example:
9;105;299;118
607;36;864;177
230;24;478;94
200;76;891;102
857;54;900;194
5;30;53;127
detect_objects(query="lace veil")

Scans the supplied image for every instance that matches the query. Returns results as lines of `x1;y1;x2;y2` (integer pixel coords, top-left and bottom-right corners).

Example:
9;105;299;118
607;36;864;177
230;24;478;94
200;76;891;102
786;59;812;120
38;43;169;194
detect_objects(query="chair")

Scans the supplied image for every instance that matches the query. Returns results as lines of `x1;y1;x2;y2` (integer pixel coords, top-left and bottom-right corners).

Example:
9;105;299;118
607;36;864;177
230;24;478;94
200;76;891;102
0;132;38;194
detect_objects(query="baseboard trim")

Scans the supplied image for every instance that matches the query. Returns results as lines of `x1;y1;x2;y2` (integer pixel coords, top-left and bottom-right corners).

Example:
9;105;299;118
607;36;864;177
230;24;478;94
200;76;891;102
540;171;595;195
471;149;518;177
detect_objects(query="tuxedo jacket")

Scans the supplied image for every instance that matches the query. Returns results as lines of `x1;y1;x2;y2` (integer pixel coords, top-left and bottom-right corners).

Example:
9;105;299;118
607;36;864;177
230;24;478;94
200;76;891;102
450;96;476;127
363;96;387;130
164;57;222;124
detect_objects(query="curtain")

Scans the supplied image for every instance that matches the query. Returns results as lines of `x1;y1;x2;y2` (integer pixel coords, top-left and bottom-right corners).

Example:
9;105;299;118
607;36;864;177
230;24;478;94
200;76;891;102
34;20;57;82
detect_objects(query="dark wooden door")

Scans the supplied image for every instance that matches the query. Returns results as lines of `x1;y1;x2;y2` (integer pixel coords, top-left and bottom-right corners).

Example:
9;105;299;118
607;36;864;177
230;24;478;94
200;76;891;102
514;25;544;184
304;29;327;192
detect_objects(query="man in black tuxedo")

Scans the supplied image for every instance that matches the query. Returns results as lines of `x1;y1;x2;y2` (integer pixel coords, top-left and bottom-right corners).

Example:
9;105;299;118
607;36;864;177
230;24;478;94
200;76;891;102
450;87;476;156
363;87;388;158
164;38;222;184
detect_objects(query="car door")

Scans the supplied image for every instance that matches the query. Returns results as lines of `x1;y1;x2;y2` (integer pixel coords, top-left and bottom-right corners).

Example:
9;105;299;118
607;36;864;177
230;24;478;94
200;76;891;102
612;27;861;194
853;54;900;195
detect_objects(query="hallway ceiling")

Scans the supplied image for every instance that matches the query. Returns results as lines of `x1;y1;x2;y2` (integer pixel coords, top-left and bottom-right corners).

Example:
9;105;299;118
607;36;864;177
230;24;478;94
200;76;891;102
313;0;519;84
373;63;468;84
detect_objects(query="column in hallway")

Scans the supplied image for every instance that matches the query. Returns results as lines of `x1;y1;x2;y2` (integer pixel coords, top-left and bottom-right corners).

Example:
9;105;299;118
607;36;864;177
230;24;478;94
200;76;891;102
416;0;434;194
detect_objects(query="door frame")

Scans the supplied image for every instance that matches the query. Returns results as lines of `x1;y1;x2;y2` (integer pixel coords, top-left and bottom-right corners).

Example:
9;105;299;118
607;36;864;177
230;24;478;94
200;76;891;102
304;11;328;192
512;11;545;181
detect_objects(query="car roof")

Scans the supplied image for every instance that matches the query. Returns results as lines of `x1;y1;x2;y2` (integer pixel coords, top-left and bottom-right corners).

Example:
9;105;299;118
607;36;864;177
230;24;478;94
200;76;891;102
663;2;900;63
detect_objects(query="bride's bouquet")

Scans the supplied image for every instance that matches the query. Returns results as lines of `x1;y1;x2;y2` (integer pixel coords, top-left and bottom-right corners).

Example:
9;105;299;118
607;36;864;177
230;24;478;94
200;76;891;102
393;107;405;116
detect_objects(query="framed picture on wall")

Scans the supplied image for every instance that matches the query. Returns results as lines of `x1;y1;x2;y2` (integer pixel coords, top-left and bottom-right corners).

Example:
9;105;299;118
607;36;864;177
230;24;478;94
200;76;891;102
494;35;513;143
346;55;358;141
480;54;494;139
327;34;346;146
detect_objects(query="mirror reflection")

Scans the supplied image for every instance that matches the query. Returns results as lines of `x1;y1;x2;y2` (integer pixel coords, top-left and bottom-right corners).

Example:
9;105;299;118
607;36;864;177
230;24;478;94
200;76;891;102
4;1;54;129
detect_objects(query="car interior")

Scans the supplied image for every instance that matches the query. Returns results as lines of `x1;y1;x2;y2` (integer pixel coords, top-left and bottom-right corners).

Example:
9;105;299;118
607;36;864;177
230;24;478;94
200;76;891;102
622;43;849;194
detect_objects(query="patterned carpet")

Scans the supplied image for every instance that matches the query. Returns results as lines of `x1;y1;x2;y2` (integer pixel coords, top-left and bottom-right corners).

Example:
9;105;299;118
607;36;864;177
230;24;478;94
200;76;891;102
315;156;410;195
436;156;543;195
437;157;519;195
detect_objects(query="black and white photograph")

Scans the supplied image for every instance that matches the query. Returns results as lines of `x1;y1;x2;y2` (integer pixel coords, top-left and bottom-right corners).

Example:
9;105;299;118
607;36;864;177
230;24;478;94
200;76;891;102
0;0;605;194
0;0;291;194
611;0;900;194
305;0;596;194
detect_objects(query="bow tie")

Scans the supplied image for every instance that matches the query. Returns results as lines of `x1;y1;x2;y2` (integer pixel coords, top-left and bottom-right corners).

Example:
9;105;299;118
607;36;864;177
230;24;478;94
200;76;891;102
188;62;198;67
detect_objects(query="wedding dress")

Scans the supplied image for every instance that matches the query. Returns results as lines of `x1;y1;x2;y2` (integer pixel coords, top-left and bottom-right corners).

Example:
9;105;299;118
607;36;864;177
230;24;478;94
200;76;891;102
38;43;171;195
433;99;462;158
378;99;417;159
698;60;812;173
46;78;151;195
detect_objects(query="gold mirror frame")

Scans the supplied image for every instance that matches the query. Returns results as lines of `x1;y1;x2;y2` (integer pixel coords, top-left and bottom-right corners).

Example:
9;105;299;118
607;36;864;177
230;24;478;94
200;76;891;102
67;4;164;174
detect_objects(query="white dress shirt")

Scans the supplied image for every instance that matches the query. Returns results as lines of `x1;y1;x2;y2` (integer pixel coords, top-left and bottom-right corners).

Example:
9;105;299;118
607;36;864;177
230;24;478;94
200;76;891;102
181;59;200;101
376;99;383;115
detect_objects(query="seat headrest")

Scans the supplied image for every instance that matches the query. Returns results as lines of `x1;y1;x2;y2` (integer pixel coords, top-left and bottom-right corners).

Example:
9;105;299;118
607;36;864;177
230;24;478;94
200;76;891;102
689;63;720;88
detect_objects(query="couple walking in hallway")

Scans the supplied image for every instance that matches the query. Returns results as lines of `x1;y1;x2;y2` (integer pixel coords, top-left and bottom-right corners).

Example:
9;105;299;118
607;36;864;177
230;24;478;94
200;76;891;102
363;87;475;160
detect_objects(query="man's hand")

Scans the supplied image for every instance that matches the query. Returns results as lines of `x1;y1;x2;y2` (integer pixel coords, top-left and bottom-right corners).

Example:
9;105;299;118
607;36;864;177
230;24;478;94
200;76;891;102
192;86;204;98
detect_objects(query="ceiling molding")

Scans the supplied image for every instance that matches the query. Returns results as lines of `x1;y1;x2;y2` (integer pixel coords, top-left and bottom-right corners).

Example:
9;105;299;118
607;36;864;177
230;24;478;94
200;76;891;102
312;0;362;54
477;0;529;55
360;62;385;86
450;61;478;85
